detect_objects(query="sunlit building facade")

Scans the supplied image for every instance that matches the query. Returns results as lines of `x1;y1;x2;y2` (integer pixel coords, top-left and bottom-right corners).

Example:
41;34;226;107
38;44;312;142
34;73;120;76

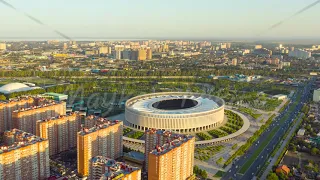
12;101;66;135
0;129;50;180
36;112;81;156
89;156;141;180
0;97;35;132
77;120;123;177
147;132;195;180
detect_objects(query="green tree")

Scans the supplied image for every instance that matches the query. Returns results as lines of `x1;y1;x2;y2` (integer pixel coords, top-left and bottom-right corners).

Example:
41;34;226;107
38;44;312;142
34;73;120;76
278;172;286;180
267;173;279;180
311;147;319;155
0;94;6;101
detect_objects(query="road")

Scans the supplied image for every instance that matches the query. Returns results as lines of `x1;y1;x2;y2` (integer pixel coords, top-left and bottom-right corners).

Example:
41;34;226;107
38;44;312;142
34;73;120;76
260;112;304;179
222;79;313;180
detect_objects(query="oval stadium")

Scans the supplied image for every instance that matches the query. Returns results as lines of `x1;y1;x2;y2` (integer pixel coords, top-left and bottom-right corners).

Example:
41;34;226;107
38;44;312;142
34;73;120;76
125;92;225;133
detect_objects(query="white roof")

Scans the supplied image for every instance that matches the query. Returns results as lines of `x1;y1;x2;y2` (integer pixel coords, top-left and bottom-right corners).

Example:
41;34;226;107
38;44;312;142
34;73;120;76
272;94;287;98
129;94;221;115
0;83;41;94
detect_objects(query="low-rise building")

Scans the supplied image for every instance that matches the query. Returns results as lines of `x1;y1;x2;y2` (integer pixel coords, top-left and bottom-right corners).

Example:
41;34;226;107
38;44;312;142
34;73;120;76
272;94;287;100
297;129;306;136
313;89;320;102
276;165;290;176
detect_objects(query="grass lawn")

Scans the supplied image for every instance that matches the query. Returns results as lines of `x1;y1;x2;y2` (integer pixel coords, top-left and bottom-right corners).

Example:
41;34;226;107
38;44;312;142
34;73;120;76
238;107;262;120
213;170;226;177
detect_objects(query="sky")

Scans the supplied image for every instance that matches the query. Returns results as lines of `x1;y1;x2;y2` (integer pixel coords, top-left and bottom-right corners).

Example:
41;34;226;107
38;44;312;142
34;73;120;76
0;0;319;40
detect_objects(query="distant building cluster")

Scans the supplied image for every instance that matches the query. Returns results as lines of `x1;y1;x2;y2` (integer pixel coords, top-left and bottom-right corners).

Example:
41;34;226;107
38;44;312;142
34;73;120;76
289;49;312;60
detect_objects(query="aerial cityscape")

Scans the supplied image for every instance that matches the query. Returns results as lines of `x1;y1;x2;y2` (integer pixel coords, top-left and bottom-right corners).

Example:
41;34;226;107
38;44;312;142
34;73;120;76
1;0;320;180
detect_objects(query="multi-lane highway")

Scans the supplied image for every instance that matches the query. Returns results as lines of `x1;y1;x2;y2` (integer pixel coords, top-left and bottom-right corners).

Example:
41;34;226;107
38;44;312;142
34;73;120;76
222;79;314;180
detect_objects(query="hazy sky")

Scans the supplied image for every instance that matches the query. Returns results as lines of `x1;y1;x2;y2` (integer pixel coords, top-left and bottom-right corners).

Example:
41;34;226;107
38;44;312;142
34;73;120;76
0;0;319;39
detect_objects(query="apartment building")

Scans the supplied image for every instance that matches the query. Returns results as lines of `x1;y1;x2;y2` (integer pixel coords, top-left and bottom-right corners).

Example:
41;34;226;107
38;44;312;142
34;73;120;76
36;112;81;156
0;97;35;132
89;156;141;180
77;120;123;177
12;101;66;135
0;129;50;180
148;134;195;180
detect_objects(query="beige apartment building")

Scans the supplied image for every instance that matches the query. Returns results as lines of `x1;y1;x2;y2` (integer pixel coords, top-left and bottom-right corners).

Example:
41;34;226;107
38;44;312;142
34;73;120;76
12;101;66;135
36;112;81;156
77;120;123;177
0;97;35;132
0;129;50;180
148;134;195;180
89;156;141;180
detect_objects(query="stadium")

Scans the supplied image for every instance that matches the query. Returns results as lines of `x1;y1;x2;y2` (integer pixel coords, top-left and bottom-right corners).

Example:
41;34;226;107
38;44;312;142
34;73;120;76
125;92;225;133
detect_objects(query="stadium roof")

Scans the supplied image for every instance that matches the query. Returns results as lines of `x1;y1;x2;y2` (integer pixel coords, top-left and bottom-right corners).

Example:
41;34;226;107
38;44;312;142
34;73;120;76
129;94;221;114
0;83;41;94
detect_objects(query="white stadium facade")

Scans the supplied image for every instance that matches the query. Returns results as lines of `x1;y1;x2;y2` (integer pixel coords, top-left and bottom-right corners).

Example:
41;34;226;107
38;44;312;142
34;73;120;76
125;92;225;133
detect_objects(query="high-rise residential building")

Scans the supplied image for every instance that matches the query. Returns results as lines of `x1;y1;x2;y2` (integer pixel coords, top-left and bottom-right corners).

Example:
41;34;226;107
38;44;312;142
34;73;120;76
115;45;125;51
138;49;147;61
220;43;227;49
63;43;68;50
36;112;81;156
232;58;237;66
89;156;141;180
146;48;152;60
114;50;122;59
12;101;66;135
144;129;195;172
0;97;36;132
84;115;119;128
255;45;263;49
289;49;312;60
99;46;110;54
130;50;139;60
77;120;123;177
226;43;232;49
122;50;132;60
0;129;50;180
147;132;195;180
0;43;7;50
161;44;169;52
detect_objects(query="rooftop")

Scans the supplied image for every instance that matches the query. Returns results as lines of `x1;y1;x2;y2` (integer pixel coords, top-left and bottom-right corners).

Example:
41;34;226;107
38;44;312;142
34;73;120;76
37;112;78;123
0;129;46;154
127;92;224;115
91;156;140;178
13;100;63;113
79;119;122;135
44;92;68;97
0;82;42;94
147;129;194;155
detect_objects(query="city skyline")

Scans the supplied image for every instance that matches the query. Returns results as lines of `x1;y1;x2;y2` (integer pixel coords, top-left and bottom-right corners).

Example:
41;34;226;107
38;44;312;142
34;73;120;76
0;0;320;40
